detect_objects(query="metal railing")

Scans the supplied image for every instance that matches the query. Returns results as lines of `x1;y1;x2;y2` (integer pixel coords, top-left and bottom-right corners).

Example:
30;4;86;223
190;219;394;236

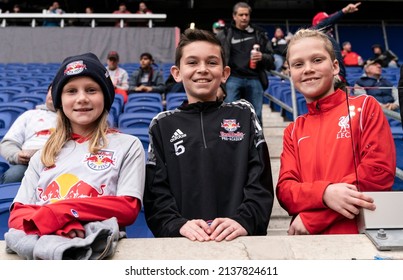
264;70;299;121
0;12;167;28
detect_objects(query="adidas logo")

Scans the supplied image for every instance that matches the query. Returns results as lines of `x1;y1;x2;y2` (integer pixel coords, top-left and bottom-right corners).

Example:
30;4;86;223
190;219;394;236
170;129;187;142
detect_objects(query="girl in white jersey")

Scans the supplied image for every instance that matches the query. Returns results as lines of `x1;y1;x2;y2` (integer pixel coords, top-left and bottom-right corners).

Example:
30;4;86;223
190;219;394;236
5;52;145;259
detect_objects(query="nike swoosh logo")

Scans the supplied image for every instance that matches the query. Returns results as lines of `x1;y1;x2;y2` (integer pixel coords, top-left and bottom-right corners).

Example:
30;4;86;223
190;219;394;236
231;37;254;44
297;136;310;146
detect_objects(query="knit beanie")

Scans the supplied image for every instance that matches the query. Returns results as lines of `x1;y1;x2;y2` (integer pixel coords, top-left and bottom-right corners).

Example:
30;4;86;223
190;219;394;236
51;52;115;112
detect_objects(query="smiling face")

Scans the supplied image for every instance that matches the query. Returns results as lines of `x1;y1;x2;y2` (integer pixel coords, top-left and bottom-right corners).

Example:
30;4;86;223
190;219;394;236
170;41;230;103
61;76;104;135
288;36;339;103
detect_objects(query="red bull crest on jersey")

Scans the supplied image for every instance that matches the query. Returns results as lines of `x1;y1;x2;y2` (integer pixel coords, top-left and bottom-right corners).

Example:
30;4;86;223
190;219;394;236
84;150;115;171
220;119;245;141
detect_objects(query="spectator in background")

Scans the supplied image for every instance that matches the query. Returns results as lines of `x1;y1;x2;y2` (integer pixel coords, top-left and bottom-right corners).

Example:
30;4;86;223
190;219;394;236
106;51;129;103
12;4;21;13
271;26;292;72
280;60;290;78
341;41;364;67
0;84;56;184
43;1;65;27
136;1;152;14
311;2;361;89
212;19;225;35
7;4;25;26
135;1;153;27
82;6;96;27
216;2;275;124
354;59;399;112
128;52;166;95
113;2;131;27
369;44;399;68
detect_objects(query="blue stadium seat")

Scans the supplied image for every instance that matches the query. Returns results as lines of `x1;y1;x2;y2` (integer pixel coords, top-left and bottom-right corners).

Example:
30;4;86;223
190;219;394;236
165;92;187;104
10;93;46;107
12;80;41;90
123;101;163;114
0;182;20;240
166;100;184;110
0;86;26;95
28;86;49;95
118;112;155;129
109;100;122;127
124;208;154;238
0;112;14;129
0;93;12;103
0;102;35;123
127;93;162;103
113;94;124;111
119;127;150;151
0;155;10;177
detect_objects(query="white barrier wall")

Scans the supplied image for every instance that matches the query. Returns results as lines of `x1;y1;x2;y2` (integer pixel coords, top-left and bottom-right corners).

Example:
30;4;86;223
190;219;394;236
0;27;178;64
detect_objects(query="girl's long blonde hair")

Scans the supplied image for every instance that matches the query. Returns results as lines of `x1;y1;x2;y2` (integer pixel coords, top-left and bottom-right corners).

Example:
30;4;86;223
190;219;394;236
41;110;110;167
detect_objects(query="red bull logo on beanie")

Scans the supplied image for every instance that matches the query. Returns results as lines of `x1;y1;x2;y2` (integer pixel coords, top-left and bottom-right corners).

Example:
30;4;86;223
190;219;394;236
64;60;87;76
84;150;115;171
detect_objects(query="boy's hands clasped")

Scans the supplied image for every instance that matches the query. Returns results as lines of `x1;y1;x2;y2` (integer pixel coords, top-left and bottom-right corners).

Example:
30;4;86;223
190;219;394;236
179;218;247;242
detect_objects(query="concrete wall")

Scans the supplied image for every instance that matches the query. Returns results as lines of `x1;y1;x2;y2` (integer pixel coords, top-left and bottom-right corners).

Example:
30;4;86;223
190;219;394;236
0;27;179;64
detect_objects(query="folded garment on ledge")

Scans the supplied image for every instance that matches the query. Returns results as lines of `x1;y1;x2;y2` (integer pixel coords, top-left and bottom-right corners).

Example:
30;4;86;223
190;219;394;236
4;217;125;260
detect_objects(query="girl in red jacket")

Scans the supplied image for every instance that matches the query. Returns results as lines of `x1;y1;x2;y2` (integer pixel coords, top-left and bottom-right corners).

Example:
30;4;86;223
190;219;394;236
276;29;396;235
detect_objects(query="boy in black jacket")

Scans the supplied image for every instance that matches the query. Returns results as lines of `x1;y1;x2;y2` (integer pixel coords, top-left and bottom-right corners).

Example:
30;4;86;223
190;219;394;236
144;28;274;242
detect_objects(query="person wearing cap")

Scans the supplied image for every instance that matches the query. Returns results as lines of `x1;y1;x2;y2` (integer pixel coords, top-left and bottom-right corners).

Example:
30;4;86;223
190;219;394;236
368;44;399;68
341;41;364;67
354;59;399;112
6;52;145;259
0;83;57;184
212;19;225;35
311;2;361;89
128;52;166;94
106;51;129;103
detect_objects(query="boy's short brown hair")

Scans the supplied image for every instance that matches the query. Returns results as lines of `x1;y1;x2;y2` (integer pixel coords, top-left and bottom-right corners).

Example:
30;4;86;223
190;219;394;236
175;28;226;67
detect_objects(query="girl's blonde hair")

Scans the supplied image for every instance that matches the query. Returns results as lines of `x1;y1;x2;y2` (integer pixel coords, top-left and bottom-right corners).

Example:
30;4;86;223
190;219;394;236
286;28;336;62
41;110;110;167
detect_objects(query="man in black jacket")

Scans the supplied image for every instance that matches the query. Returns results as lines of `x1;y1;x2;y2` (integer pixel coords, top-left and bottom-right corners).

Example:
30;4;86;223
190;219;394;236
216;2;274;124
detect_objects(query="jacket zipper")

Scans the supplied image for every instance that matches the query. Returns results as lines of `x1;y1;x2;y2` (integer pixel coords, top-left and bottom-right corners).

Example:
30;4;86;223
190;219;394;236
200;111;207;148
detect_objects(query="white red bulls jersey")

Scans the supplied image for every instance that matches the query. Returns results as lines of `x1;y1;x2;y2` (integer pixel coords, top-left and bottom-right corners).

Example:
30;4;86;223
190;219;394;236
14;132;145;206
